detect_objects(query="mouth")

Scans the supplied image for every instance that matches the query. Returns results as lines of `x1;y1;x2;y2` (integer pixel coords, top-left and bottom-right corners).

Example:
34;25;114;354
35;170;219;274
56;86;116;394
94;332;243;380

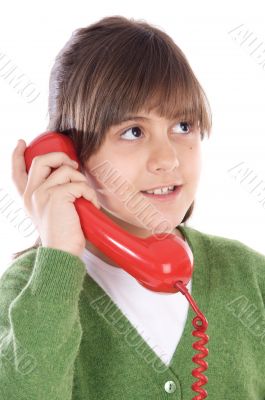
140;185;182;201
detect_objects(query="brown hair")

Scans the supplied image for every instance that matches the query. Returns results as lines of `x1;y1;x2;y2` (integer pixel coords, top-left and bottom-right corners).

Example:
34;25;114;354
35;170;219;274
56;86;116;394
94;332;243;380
12;15;212;260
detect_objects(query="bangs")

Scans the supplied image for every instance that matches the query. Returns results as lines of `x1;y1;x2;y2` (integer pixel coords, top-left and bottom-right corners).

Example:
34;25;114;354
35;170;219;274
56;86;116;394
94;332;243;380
89;31;212;138
59;22;212;164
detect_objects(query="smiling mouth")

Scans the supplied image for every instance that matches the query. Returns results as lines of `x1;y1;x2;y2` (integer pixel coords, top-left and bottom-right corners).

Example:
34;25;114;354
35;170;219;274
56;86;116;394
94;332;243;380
140;185;182;199
141;185;178;194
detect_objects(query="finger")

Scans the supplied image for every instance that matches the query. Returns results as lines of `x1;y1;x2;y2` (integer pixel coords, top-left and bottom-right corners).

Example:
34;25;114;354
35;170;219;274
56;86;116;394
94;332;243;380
11;139;28;196
25;152;78;195
51;181;101;209
40;165;87;191
43;166;102;209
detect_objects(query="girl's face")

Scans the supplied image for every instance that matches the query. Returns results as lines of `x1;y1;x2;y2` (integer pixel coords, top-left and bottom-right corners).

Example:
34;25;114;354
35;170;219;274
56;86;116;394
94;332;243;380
83;109;202;240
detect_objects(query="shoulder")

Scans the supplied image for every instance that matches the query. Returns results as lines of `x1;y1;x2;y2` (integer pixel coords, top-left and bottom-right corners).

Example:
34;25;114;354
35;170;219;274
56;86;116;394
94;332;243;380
182;224;264;256
181;224;265;279
180;225;265;312
184;226;265;298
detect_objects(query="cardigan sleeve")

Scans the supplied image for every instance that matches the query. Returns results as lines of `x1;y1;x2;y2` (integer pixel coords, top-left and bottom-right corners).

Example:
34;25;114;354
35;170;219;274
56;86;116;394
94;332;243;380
0;247;87;400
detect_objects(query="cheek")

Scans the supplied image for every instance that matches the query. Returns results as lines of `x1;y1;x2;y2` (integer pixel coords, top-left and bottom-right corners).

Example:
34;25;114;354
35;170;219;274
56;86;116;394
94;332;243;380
88;157;139;203
182;148;202;188
189;143;202;169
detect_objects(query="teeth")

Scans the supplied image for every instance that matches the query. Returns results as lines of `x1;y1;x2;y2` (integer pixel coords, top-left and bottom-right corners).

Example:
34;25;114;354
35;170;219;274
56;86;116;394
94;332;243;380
145;185;175;195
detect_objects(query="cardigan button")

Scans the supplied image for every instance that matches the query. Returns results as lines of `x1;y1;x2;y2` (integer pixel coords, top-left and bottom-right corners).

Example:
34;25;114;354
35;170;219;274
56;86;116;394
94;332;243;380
164;380;176;393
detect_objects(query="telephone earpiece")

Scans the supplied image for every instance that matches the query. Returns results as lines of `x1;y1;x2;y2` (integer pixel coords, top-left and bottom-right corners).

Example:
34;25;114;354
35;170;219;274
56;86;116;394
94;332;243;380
24;131;193;293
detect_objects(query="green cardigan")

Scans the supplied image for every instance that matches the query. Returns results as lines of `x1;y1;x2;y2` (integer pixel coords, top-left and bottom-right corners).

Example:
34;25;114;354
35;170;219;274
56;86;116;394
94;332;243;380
0;225;265;399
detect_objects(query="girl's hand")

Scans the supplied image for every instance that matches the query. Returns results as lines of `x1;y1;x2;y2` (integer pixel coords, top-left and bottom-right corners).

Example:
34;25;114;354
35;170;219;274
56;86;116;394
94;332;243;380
11;139;100;258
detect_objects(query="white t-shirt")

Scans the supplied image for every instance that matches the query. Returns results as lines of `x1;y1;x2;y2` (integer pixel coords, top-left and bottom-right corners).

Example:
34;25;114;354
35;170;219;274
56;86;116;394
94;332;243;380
81;248;192;366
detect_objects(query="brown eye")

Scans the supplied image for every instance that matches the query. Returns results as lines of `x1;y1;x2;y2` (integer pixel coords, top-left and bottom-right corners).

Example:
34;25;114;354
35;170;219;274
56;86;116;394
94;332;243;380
120;126;143;140
172;122;191;134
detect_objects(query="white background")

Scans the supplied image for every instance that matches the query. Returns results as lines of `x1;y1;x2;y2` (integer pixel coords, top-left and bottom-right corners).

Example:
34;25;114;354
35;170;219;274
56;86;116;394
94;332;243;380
0;0;265;276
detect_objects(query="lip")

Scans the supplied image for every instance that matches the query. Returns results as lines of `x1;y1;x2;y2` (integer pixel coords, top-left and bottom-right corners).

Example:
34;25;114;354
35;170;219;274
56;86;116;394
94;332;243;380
142;183;181;191
140;185;182;201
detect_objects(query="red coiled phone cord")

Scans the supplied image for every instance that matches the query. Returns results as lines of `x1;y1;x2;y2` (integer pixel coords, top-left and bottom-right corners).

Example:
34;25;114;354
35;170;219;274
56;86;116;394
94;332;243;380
174;281;209;400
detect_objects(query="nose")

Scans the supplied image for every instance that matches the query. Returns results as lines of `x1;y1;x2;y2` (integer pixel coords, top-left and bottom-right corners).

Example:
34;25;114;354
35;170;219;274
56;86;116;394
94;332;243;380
148;138;180;172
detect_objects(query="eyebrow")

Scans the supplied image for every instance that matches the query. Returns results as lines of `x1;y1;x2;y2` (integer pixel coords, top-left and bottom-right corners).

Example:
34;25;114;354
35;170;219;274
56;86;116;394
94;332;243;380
117;116;150;124
117;114;188;124
112;114;191;131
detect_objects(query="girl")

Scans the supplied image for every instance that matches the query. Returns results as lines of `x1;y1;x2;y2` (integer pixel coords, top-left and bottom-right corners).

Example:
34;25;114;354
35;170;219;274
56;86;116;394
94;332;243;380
1;15;265;400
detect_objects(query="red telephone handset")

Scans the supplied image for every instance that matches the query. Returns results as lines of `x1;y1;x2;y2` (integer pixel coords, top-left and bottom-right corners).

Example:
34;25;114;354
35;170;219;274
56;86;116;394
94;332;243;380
24;131;193;294
24;131;209;398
